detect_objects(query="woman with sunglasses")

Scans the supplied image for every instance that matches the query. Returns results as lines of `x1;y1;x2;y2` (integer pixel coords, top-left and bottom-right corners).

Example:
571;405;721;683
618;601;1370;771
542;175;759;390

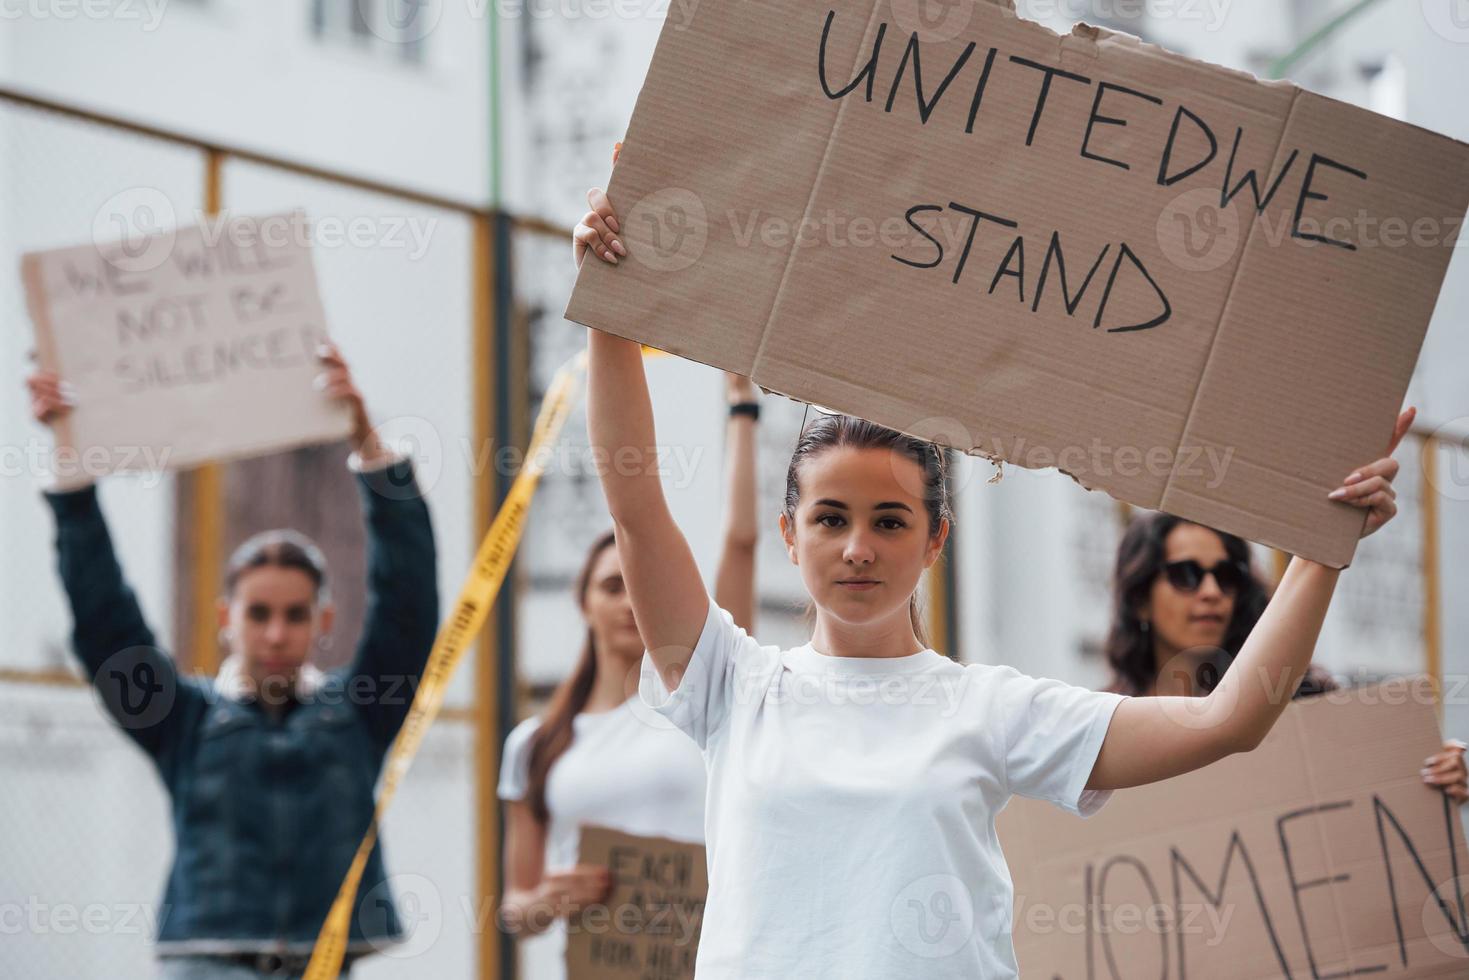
1103;480;1468;804
574;166;1412;977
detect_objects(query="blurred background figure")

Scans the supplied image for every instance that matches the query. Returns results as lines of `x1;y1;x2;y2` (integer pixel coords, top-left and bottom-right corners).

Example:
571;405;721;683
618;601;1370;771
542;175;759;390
2;1;1467;978
25;348;438;978
1101;508;1468;804
496;370;759;980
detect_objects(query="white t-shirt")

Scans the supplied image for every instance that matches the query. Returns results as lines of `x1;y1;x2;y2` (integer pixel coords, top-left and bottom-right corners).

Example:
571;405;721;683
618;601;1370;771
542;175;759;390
498;696;708;979
638;601;1126;979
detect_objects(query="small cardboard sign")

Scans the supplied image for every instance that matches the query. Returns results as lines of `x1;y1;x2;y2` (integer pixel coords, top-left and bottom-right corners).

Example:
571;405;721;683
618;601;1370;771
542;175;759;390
21;210;351;488
566;826;707;980
999;681;1469;978
565;0;1469;567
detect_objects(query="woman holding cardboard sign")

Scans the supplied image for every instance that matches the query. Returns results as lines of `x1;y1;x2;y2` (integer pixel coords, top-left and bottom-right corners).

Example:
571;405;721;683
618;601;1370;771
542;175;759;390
573;163;1406;976
26;344;437;979
1101;504;1469;804
496;366;762;980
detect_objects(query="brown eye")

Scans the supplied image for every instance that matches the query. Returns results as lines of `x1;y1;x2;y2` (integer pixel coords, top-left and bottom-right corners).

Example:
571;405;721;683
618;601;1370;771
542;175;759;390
287;607;312;624
816;513;844;528
247;605;270;623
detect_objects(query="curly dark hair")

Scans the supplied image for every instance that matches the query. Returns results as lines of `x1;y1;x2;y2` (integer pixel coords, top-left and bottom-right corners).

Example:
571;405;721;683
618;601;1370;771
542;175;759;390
1103;512;1337;699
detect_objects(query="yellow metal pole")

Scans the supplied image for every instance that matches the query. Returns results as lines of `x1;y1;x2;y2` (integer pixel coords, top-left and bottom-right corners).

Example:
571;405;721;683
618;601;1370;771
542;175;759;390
1422;436;1442;720
185;149;226;675
471;213;504;980
924;560;950;657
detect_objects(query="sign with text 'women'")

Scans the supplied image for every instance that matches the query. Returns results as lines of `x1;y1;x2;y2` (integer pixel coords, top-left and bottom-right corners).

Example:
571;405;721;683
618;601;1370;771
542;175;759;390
566;0;1469;566
999;682;1469;978
22;211;351;488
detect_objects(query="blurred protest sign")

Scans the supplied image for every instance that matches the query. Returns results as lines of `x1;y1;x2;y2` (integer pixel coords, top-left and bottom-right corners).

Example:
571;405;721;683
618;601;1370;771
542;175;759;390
566;0;1469;567
567;826;707;980
22;209;350;488
1000;681;1469;977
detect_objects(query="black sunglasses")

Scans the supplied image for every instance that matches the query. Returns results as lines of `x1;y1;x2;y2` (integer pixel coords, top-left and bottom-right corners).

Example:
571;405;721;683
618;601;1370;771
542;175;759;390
1162;559;1250;595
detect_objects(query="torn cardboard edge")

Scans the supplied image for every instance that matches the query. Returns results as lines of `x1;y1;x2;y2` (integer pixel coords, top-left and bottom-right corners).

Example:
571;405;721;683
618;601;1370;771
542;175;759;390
567;0;1468;568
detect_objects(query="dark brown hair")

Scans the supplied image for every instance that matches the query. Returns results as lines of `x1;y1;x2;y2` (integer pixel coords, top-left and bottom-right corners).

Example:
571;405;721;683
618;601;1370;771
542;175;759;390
783;414;951;650
1103;512;1336;699
223;530;330;603
524;529;619;826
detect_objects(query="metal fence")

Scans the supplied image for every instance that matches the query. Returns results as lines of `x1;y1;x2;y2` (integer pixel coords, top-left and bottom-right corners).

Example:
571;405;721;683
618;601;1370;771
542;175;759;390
0;79;1457;980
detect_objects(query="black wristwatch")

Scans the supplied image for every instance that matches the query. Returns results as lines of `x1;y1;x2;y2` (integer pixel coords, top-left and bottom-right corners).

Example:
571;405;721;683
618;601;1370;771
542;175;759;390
728;402;761;420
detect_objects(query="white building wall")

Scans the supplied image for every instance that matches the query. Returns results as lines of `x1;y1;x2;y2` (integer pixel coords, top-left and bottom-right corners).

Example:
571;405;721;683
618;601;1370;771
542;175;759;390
0;4;491;978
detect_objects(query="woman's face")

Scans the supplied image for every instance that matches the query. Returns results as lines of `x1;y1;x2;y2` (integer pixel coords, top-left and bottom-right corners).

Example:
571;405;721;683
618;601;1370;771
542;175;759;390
583;543;643;662
781;446;947;633
219;566;331;691
1144;523;1235;656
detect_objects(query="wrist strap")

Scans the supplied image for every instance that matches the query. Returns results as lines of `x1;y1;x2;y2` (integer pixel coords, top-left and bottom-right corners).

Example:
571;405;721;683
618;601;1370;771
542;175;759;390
728;401;761;420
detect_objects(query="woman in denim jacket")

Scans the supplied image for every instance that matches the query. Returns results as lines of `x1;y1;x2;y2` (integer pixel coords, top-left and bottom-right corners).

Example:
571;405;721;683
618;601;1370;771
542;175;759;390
26;344;439;979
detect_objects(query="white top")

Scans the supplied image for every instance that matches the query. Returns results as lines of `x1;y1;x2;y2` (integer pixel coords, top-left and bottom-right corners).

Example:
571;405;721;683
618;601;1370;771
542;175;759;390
638;601;1127;979
498;695;708;979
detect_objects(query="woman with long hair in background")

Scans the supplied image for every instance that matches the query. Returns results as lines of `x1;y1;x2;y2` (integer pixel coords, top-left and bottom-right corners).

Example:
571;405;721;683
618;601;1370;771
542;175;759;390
495;362;762;976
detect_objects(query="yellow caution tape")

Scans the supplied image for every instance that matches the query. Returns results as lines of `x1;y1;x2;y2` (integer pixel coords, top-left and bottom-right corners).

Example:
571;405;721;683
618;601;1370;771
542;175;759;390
305;349;588;979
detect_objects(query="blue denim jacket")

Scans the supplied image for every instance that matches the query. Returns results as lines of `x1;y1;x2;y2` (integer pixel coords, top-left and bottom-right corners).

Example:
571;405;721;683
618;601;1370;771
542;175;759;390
44;459;439;956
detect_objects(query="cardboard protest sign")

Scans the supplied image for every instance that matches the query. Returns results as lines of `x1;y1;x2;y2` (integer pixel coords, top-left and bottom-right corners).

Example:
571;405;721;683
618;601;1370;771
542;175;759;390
998;680;1469;978
22;210;351;488
566;826;706;980
564;0;1469;567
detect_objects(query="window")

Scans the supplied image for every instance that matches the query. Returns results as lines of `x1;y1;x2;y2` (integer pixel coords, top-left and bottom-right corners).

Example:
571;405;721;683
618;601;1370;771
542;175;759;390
310;0;429;66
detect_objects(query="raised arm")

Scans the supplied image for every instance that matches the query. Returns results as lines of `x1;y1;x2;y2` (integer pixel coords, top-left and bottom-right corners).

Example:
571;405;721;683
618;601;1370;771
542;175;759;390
713;372;759;632
30;367;196;760
1087;408;1413;792
318;344;440;749
577;184;709;688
